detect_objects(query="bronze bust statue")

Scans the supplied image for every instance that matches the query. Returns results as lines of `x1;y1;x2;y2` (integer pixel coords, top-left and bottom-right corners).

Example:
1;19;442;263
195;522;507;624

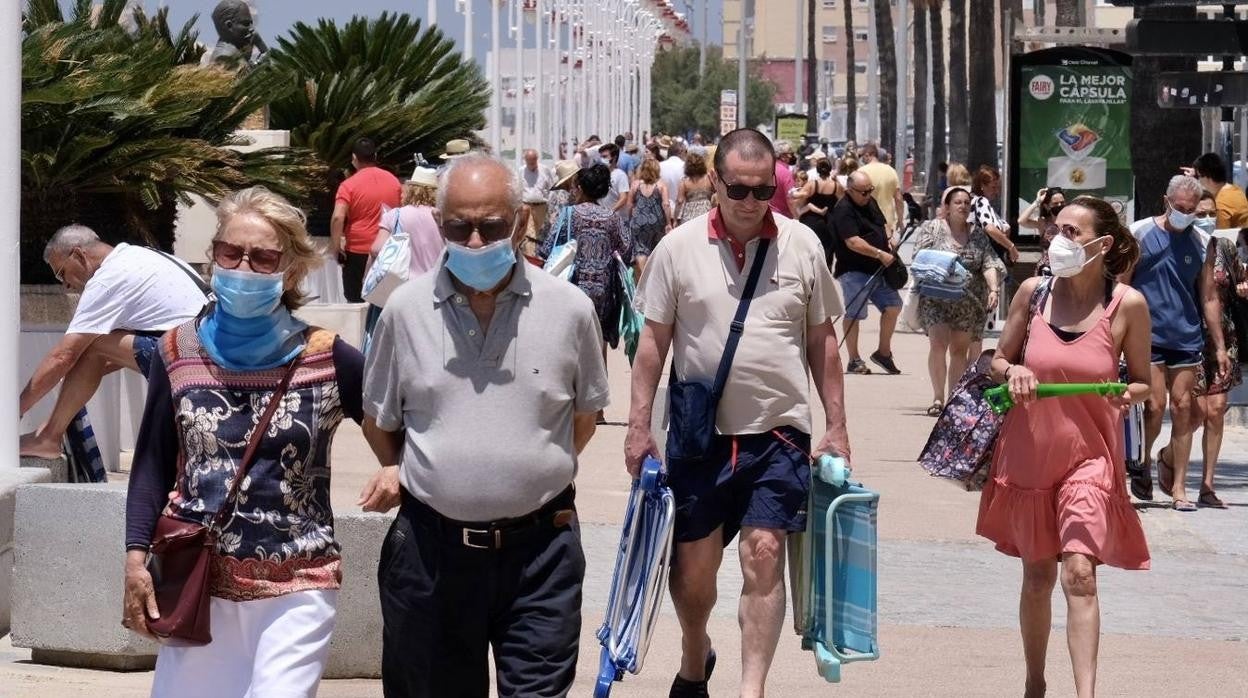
208;0;268;67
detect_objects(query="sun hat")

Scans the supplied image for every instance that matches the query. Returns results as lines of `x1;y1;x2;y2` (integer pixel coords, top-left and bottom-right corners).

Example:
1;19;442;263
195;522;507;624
440;138;471;159
552;160;581;190
408;166;438;187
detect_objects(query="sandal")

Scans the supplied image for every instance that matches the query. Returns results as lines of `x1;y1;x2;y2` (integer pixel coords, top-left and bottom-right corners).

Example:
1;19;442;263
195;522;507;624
669;649;716;698
1199;489;1228;509
926;399;944;417
1172;499;1197;513
1128;460;1154;502
1157;447;1175;496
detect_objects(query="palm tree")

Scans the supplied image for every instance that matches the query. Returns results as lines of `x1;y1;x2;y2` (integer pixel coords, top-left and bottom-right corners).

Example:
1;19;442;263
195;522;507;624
806;0;818;135
873;0;897;157
927;0;948;207
21;0;317;283
913;0;929;191
947;0;969;162
844;0;857;141
266;13;491;233
966;0;997;170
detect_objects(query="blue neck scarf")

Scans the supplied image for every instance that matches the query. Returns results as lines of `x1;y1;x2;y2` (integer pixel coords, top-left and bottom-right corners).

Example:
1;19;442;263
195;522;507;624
198;305;307;371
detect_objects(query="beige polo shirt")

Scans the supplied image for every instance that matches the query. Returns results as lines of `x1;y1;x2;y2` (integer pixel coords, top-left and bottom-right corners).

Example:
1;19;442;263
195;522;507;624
637;209;844;436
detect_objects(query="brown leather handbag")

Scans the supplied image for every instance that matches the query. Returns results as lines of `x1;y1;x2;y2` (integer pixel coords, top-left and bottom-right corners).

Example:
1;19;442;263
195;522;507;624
145;357;301;646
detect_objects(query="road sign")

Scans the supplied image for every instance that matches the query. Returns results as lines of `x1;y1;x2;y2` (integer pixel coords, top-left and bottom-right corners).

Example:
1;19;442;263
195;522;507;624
1126;18;1248;56
1157;71;1248;108
720;120;735;136
720;105;737;122
720;89;737;106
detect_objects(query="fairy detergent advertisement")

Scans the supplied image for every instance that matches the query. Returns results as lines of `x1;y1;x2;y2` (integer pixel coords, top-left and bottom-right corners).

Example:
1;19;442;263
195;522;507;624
1009;47;1134;231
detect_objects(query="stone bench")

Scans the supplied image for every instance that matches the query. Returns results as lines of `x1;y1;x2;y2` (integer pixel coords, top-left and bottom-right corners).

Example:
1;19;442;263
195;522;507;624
10;482;390;678
0;462;57;637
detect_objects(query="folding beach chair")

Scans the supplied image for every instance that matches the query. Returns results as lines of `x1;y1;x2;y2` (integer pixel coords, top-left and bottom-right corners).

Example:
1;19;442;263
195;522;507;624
796;455;880;683
595;456;676;698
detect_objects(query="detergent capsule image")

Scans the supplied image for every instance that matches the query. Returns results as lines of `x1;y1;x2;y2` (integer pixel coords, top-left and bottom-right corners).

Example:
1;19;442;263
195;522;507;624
1047;123;1107;190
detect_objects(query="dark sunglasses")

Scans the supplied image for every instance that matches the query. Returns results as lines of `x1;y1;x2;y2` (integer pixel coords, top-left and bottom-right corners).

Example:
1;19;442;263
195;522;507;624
212;240;284;274
442;216;514;243
722;182;778;201
850;185;875;196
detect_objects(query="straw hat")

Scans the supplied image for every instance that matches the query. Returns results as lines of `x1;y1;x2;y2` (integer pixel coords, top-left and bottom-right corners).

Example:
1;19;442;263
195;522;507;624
408;166;438;188
807;149;828;162
552;160;581;190
658;135;673;149
440;138;471;159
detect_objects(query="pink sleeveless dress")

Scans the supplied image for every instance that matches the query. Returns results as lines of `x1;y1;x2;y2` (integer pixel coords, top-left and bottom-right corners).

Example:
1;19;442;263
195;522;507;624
976;286;1150;570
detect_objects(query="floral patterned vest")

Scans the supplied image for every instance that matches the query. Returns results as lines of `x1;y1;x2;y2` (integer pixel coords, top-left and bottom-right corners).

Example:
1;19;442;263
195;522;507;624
159;322;345;601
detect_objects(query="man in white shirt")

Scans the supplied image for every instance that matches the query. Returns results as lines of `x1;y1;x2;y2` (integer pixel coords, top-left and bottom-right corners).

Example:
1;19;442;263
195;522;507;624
597;142;631;214
660;140;687;213
519;149;555;246
19;225;208;459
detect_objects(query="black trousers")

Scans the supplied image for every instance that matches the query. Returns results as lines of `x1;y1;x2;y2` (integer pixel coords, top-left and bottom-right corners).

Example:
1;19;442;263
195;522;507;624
379;490;585;698
342;251;369;302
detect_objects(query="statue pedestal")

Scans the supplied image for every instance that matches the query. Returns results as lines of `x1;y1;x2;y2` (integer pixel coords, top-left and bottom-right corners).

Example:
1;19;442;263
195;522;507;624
173;129;291;265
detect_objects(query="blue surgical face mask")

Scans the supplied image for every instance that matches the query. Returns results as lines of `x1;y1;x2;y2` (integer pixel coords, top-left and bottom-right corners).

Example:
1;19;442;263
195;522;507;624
1167;204;1197;231
445;238;517;292
211;265;285;319
1193;216;1216;235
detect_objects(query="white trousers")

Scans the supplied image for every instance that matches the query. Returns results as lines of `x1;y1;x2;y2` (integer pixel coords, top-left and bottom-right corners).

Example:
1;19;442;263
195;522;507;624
150;590;338;698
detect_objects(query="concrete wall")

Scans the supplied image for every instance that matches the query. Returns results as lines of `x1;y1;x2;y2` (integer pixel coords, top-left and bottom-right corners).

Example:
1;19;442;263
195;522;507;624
10;483;391;678
0;463;55;637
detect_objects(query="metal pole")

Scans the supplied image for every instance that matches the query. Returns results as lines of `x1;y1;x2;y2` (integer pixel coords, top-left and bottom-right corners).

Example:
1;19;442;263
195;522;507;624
896;0;908;162
866;0;879;142
699;0;707;78
491;0;501;153
795;0;803;113
464;0;475;65
535;0;545;158
738;0;754;129
2;0;19;466
516;0;526;163
428;0;437;26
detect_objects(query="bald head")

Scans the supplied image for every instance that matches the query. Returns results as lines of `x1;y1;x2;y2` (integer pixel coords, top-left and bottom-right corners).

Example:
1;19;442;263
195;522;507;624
848;171;872;190
846;171;875;206
437;153;522;219
523;149;538;169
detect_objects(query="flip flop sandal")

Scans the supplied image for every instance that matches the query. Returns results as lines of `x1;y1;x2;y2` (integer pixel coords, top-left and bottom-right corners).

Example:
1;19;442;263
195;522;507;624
926;399;944;417
1199;490;1228;509
1172;499;1197;513
1157;448;1175;496
1128;462;1154;502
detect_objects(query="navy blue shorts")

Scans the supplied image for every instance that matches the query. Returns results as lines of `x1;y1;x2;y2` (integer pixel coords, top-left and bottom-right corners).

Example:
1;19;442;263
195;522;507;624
667;426;811;545
132;333;161;376
1150;345;1202;369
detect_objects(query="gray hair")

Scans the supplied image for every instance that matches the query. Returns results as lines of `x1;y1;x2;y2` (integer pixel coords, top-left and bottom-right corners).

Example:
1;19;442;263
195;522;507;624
43;224;101;263
1166;174;1203;200
436;152;523;215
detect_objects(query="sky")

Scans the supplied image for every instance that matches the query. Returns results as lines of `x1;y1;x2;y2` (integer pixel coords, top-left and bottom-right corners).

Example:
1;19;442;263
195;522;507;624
62;1;723;66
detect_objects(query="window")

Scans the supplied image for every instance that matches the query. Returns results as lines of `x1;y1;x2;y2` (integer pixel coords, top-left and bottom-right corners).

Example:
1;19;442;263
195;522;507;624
822;0;836;7
855;62;868;74
823;59;836;75
854;30;869;42
822;26;838;42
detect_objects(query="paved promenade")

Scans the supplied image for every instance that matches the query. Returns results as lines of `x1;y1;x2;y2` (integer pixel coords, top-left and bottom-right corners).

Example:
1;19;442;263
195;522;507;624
2;321;1246;696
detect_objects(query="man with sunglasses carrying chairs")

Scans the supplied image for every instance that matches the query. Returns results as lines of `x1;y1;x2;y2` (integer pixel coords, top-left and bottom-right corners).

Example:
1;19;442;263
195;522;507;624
20;224;209;460
358;153;609;697
626;128;850;698
831;170;906;375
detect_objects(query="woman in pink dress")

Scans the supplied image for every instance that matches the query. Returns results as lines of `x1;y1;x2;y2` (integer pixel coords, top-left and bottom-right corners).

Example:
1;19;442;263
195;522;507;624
978;196;1152;698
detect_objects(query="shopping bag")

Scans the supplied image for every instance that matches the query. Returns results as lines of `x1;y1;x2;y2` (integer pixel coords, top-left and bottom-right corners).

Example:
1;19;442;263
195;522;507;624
543;207;577;282
616;254;643;364
362;211;410;307
900;286;922;332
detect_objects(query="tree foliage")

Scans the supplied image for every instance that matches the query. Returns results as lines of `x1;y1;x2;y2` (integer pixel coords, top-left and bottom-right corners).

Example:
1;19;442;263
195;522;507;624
21;0;320;282
267;13;490;176
650;45;775;138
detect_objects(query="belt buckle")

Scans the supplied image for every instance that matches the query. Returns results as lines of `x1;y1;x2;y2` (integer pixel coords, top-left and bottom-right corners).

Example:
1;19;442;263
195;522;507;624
461;527;502;549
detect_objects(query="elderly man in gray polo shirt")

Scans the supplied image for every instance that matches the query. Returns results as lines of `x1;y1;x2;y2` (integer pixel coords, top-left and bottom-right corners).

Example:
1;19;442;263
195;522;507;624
359;152;609;698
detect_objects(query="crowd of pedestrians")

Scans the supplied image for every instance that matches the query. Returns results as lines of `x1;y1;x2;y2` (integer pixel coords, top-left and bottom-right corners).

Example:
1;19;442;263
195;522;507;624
15;118;1246;698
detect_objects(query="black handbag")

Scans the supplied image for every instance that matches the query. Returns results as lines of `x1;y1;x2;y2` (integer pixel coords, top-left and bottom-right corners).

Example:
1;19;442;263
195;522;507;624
666;238;771;464
881;256;909;290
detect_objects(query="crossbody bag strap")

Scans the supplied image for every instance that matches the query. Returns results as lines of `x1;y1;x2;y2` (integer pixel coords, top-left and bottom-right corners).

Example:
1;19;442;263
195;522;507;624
711;237;772;400
151;248;212;300
208;355;302;532
1021;277;1053;362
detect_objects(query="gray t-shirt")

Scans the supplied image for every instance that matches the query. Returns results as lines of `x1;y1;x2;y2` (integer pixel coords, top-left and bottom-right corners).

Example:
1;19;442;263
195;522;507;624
363;260;610;520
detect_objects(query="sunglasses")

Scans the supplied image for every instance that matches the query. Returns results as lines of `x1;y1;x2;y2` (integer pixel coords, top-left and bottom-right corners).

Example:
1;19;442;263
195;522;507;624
851;186;875;196
212;240;284;274
442;216;515;243
52;249;79;283
721;182;778;201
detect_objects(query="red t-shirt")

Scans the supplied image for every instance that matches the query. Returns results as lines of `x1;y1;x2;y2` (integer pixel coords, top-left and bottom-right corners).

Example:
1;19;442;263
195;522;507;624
769;160;794;216
335;166;402;254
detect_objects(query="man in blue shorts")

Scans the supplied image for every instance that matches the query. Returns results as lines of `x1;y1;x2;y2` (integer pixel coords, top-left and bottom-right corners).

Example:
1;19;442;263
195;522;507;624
1125;174;1228;511
830;170;905;374
626;128;850;698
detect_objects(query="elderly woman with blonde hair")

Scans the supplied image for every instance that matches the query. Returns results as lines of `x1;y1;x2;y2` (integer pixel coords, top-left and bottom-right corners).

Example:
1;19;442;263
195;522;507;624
370;166;446;280
123;187;366;697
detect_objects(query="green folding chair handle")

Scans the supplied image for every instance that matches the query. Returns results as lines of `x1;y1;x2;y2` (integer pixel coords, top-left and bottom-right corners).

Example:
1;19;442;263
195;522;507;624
984;382;1128;415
